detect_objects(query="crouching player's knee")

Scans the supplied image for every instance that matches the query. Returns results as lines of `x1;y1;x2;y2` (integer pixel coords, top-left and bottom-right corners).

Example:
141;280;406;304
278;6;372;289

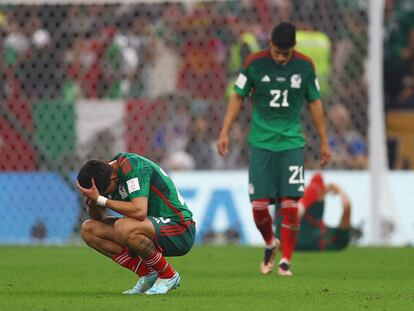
114;218;152;252
80;219;99;244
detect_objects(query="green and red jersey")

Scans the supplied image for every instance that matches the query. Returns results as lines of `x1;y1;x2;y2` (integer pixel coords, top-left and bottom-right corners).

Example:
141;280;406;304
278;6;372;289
234;49;321;152
108;152;193;224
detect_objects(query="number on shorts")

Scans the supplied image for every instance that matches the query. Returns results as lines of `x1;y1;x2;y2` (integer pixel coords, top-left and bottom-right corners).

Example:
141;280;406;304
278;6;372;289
153;217;172;224
289;166;304;184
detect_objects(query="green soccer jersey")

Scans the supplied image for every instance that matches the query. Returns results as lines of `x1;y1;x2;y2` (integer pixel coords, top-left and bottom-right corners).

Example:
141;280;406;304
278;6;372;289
108;152;193;224
234;49;321;152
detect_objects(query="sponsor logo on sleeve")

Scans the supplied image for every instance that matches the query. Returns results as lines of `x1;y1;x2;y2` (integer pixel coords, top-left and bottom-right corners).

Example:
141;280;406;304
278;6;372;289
315;78;320;91
235;73;247;89
127;177;140;194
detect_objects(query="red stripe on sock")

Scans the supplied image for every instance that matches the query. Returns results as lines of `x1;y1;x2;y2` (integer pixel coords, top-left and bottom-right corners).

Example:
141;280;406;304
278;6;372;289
144;251;175;279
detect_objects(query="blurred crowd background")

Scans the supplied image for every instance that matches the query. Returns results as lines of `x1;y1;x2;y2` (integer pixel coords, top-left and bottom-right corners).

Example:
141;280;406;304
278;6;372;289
0;0;413;172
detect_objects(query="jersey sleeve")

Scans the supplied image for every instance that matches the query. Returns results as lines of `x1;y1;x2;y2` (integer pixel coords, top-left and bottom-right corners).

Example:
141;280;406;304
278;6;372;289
305;65;321;102
233;66;253;97
118;156;152;200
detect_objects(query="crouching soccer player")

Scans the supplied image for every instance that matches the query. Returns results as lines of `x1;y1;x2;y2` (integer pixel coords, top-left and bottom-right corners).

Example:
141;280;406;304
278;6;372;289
275;173;351;251
77;152;195;295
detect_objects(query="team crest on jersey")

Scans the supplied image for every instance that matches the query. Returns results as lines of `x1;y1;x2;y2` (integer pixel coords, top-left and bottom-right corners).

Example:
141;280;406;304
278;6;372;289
118;184;128;199
290;74;302;88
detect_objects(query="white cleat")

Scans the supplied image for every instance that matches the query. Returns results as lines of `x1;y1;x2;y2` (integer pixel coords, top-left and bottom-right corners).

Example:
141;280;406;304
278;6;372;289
278;259;293;277
260;239;280;275
122;272;158;294
145;272;181;295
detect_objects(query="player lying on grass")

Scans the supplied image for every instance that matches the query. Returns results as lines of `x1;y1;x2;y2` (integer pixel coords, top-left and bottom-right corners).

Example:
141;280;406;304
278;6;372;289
77;152;195;295
275;173;351;251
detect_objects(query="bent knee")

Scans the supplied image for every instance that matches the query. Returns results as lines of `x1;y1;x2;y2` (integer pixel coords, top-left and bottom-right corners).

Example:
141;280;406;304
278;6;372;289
114;218;148;244
80;219;99;240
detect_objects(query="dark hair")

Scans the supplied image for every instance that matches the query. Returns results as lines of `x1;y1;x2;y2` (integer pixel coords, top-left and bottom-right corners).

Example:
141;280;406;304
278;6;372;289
271;22;296;49
77;160;112;194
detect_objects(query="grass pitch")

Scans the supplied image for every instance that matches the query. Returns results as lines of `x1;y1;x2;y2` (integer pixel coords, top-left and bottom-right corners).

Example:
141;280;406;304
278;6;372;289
0;245;413;311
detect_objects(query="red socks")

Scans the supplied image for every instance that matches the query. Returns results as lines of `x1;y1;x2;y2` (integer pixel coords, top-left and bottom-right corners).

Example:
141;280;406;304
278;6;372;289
252;200;274;245
300;173;325;211
112;247;153;277
280;199;299;261
143;251;175;279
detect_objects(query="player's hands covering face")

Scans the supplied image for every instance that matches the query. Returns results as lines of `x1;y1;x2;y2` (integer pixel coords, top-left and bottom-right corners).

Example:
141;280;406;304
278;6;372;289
77;178;100;202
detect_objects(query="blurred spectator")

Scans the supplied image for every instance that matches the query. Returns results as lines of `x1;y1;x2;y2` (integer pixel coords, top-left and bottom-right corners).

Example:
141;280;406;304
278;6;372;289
152;95;192;160
212;122;248;170
187;115;213;170
331;7;368;107
384;0;414;104
327;104;368;169
17;17;62;99
162;150;195;171
31;218;47;241
225;15;261;98
177;4;227;102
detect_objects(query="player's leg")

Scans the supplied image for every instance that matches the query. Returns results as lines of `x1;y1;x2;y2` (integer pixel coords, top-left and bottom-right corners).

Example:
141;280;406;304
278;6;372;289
277;148;305;276
114;217;195;295
144;218;195;295
80;217;123;256
299;173;325;217
279;197;300;276
249;147;279;274
80;218;154;291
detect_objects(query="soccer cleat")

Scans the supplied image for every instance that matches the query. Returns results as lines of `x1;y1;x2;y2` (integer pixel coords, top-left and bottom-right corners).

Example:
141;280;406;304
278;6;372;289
122;272;158;294
260;239;280;275
278;259;293;277
145;272;181;295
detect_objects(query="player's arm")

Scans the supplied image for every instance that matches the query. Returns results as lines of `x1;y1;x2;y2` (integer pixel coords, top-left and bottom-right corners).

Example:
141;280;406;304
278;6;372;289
326;183;351;229
77;179;148;221
105;197;148;221
308;99;331;166
217;92;243;157
85;198;106;220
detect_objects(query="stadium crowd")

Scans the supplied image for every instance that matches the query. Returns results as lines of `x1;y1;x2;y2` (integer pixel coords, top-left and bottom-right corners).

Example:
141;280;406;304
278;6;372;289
0;0;410;171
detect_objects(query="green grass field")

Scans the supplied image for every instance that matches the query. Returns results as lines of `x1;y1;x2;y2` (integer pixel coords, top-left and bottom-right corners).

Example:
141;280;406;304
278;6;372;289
1;246;413;311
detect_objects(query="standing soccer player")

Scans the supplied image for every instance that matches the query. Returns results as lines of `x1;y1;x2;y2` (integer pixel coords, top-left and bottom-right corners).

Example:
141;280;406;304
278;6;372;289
217;22;331;276
77;152;195;295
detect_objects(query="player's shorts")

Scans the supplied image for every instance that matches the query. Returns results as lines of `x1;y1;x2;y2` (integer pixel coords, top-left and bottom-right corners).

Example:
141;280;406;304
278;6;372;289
248;147;305;201
149;217;196;257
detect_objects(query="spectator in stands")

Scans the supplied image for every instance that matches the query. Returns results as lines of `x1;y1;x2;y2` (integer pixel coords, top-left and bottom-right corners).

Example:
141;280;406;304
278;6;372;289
212;121;248;170
187;115;213;170
17;16;61;99
384;0;414;104
327;104;368;169
225;15;261;98
177;4;226;102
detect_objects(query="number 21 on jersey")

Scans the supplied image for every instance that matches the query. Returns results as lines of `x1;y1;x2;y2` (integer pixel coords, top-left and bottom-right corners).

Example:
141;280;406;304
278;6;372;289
269;89;289;108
